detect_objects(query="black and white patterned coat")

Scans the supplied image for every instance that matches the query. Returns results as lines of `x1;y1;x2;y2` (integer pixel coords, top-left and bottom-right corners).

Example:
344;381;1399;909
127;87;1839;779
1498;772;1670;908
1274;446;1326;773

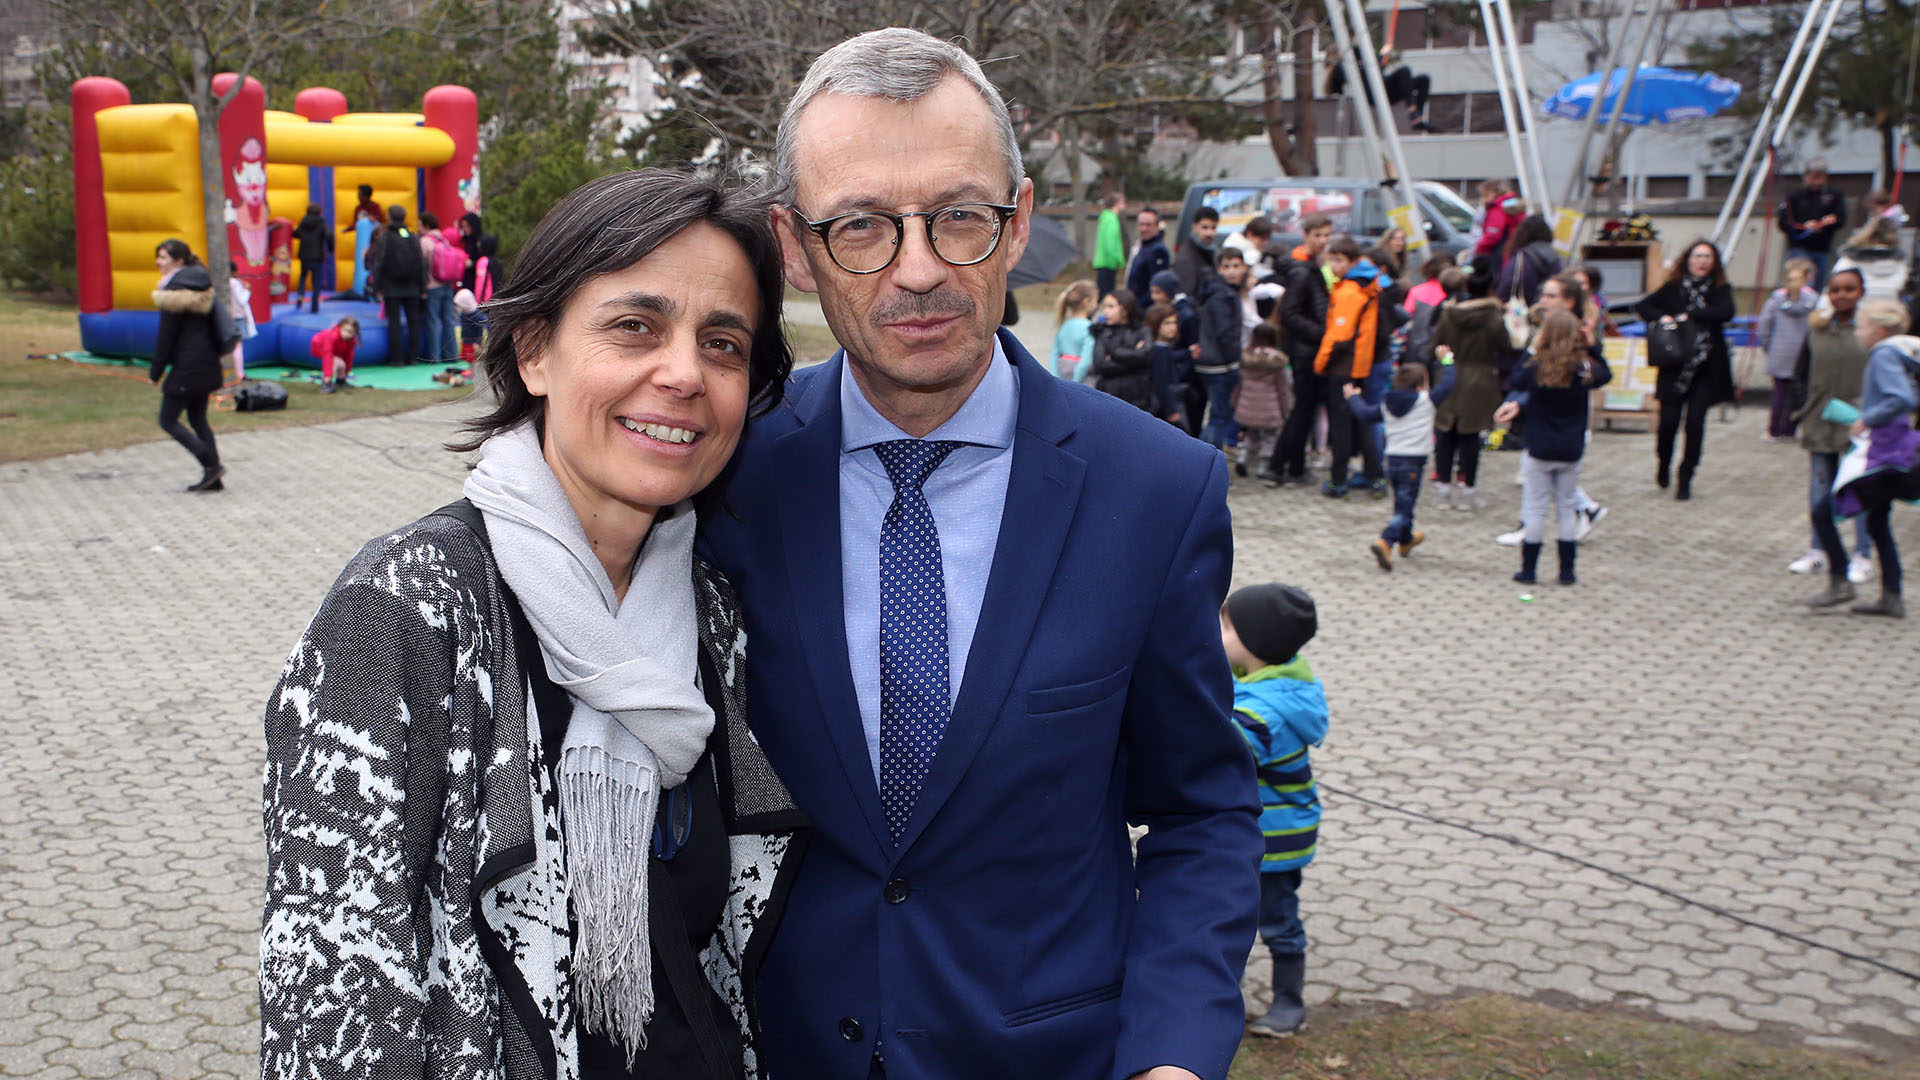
260;503;806;1080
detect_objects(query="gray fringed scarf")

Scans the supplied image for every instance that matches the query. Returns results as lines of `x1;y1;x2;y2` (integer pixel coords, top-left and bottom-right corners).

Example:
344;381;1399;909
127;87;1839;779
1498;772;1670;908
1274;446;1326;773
465;423;714;1061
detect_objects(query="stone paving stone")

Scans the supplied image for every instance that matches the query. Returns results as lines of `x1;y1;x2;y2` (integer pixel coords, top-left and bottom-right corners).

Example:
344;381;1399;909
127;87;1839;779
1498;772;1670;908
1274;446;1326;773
1;395;1916;1077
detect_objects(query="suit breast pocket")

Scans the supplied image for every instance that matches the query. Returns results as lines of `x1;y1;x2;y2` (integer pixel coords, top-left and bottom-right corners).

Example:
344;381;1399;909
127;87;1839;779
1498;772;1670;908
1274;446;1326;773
1026;666;1130;717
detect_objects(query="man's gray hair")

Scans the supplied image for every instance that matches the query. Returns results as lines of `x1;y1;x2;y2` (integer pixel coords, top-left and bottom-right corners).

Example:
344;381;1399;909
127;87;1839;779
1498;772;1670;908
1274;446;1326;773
774;28;1024;208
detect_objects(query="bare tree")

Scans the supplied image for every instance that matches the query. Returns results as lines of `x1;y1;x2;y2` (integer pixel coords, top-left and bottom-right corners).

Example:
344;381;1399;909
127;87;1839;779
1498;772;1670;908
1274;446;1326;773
579;0;1250;251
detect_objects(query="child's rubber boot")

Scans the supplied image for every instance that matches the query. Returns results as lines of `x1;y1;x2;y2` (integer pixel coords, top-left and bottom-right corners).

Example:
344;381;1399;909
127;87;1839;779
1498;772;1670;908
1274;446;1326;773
1557;540;1579;585
1248;953;1307;1038
1514;541;1542;584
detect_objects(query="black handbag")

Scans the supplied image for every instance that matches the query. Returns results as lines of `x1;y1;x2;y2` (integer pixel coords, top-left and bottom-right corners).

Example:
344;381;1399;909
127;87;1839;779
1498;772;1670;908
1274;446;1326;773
1645;317;1696;369
234;379;289;412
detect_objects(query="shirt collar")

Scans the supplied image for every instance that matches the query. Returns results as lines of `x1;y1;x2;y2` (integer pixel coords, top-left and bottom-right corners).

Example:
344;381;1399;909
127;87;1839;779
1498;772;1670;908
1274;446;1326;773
839;335;1018;454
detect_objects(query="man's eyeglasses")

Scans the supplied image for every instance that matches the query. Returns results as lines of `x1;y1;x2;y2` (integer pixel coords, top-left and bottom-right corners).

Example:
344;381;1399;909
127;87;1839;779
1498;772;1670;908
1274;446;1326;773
792;201;1019;275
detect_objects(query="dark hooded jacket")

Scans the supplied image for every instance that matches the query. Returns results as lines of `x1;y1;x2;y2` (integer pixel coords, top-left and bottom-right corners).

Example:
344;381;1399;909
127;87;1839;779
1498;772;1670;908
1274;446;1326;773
459;212;499;294
1173;236;1215;298
295;212;333;264
1431;296;1509;432
1275;244;1331;369
150;265;232;397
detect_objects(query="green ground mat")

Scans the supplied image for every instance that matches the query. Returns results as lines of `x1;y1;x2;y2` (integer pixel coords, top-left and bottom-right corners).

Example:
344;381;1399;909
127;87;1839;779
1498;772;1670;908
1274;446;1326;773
62;352;467;392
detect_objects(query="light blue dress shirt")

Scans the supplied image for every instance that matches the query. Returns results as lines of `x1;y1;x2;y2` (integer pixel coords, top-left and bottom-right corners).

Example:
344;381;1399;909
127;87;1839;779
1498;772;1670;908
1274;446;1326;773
839;339;1019;779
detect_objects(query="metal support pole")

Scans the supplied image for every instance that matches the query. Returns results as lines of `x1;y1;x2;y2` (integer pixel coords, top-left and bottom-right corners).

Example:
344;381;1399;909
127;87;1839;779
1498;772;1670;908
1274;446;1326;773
1494;0;1551;214
1723;0;1843;265
1586;3;1660;218
1324;0;1387;188
1710;0;1831;246
1343;0;1427;240
1477;0;1534;207
1561;2;1639;209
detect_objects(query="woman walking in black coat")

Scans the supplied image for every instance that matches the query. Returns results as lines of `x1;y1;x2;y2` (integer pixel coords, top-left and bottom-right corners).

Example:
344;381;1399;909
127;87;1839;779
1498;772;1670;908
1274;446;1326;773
150;239;234;492
1636;241;1736;500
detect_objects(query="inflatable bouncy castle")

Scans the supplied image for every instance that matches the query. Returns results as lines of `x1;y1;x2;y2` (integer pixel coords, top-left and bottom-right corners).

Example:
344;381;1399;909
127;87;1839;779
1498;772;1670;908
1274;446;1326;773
70;75;479;366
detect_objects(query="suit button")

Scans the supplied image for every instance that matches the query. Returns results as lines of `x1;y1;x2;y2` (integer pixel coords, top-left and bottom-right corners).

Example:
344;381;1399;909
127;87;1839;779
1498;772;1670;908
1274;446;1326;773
884;878;910;904
838;1017;862;1042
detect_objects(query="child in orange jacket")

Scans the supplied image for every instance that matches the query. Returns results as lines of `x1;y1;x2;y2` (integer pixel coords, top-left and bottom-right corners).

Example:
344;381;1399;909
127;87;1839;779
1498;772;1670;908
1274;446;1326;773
1313;238;1387;497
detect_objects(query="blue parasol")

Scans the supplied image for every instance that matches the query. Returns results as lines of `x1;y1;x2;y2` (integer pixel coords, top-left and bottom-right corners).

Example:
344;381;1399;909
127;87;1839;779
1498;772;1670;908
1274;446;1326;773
1543;65;1741;125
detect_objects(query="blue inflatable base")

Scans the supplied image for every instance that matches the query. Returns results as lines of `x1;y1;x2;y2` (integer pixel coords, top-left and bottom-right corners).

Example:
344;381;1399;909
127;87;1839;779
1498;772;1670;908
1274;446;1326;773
78;296;412;367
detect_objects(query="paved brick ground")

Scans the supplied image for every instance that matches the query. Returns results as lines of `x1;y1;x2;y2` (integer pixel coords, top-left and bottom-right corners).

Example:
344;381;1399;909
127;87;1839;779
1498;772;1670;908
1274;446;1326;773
1;391;1915;1078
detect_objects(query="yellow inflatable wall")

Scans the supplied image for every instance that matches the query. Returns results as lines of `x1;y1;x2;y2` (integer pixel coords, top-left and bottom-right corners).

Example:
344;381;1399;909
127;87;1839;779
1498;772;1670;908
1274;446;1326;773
331;114;425;288
96;104;206;311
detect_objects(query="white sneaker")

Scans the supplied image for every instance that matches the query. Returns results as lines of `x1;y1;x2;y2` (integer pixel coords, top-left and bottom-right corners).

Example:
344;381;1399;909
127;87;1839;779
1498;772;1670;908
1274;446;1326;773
1787;550;1828;575
1574;510;1594;543
1848;554;1874;584
1432;481;1453;510
1456;485;1483;510
1495;526;1525;547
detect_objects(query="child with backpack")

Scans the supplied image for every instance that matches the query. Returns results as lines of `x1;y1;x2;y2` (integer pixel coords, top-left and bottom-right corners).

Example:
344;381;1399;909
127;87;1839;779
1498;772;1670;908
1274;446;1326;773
1220;583;1327;1040
1495;310;1612;586
1347;357;1456;570
370;205;425;364
420;211;468;364
309;316;360;393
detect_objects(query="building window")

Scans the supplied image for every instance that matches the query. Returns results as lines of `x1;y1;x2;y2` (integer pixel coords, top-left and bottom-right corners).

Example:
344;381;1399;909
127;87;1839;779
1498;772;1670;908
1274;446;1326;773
1644;175;1691;200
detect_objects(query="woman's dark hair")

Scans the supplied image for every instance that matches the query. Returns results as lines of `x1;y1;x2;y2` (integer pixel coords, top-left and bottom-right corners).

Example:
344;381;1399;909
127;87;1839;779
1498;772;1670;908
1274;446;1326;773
451;168;794;453
1570;262;1604;294
460;211;484;236
1504;214;1554;259
1106;287;1141;325
1664;239;1727;288
155;238;200;266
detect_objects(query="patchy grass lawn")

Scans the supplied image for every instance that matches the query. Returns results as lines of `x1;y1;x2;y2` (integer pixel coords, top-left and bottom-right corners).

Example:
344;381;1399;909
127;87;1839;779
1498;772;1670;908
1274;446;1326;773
783;321;844;366
1230;994;1904;1080
1;292;468;463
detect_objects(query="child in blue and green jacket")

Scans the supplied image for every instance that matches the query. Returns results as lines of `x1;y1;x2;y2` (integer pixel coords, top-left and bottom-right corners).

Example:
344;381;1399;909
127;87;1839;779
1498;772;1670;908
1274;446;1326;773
1220;583;1327;1039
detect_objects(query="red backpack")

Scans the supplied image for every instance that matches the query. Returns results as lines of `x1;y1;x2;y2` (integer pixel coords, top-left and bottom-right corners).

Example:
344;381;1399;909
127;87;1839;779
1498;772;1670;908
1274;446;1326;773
429;232;468;285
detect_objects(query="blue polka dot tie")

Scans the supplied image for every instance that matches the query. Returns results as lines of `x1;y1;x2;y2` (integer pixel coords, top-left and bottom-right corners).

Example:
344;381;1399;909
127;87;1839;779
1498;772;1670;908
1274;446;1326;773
874;438;963;846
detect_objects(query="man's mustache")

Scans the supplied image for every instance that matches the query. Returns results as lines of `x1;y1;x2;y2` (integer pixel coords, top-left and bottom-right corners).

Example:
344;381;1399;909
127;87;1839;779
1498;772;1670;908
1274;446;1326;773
871;290;975;327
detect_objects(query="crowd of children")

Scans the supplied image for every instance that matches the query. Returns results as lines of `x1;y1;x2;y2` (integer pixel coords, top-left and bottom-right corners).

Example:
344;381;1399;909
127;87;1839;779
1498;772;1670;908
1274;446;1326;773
1061;183;1633;586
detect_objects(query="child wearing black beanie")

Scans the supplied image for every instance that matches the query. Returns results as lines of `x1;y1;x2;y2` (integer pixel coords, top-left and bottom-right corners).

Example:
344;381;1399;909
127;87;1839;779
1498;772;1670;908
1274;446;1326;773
1220;583;1327;1039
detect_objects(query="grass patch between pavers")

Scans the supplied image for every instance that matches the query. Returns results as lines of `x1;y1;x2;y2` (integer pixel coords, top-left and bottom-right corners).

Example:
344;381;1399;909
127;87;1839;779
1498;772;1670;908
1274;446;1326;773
1230;994;1904;1080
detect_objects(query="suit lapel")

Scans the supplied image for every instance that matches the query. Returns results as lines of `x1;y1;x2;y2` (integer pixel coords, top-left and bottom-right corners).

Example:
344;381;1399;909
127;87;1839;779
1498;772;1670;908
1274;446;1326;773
775;359;894;857
895;335;1085;856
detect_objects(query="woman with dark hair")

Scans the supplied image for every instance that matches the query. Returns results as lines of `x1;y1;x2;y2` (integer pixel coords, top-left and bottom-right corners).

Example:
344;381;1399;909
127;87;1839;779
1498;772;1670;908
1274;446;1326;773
459;211;501;353
260;169;806;1080
150;238;234;492
1496;214;1563;308
1636;240;1737;500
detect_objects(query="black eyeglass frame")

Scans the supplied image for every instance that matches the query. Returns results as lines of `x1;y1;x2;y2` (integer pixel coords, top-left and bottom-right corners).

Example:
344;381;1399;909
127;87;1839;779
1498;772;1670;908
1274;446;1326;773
791;201;1020;275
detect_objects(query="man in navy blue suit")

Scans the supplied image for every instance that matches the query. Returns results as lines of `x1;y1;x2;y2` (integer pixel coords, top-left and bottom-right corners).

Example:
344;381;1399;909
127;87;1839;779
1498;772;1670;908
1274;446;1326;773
700;28;1262;1080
